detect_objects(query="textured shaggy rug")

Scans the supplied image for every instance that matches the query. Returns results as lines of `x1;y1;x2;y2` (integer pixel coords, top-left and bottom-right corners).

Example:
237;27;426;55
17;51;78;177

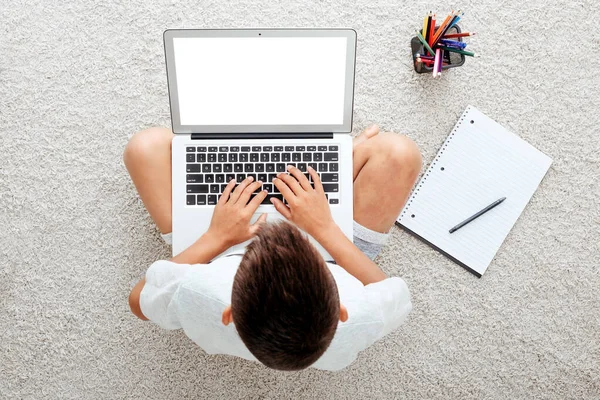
1;0;599;399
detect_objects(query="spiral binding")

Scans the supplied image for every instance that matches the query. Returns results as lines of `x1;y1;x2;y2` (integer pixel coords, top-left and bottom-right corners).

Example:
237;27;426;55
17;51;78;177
399;106;472;221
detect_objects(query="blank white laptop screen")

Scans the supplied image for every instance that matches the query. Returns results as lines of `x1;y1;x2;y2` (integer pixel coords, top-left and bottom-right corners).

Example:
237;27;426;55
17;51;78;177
172;37;348;126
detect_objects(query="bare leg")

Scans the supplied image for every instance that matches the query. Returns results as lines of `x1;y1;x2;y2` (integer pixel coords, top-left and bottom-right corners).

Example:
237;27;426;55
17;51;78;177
123;127;174;234
352;132;422;233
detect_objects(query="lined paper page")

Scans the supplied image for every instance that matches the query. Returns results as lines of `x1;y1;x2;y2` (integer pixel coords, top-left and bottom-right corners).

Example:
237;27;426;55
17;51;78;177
398;106;552;276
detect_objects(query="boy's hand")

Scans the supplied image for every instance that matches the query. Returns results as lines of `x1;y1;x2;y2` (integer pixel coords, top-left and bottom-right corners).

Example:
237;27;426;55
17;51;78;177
271;165;336;240
207;177;268;248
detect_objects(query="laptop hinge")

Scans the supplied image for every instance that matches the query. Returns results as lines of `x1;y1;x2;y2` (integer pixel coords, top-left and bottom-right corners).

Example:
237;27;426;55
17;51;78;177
190;132;334;140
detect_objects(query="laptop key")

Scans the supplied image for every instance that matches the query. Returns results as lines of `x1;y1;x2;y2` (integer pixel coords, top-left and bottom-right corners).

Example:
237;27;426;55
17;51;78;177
271;153;280;162
322;173;338;182
234;164;243;172
236;174;246;183
274;146;283;151
264;183;273;193
213;164;222;173
198;154;206;163
239;153;249;162
224;164;232;172
250;153;259;162
258;174;267;182
314;153;322;161
318;163;328;172
240;146;249;152
208;146;218;152
303;153;312;161
187;174;203;183
263;146;272;151
318;146;327;151
298;163;307;172
205;174;214;183
226;174;235;182
285;146;294;151
247;174;256;181
187;164;201;173
307;146;316;151
208;154;216;162
187;184;209;193
329;198;339;204
230;146;240;152
218;153;227;162
198;146;207;152
219;146;228;152
268;174;277;182
186;154;195;162
202;164;211;173
329;145;338;151
186;147;195;152
245;164;254;172
260;153;269;162
252;146;261;152
324;153;338;161
276;163;286;172
266;164;275;172
330;163;339;172
228;153;238;162
220;184;228;192
323;184;339;193
255;164;265;172
295;146;305;151
216;174;225;183
208;195;217;205
187;195;196;205
282;153;291;162
210;184;219;193
197;195;207;205
292;153;301;161
308;163;317;171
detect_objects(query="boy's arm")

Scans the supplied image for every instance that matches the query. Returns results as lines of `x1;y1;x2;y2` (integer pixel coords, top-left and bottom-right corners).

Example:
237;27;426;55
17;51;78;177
272;166;387;285
129;178;268;320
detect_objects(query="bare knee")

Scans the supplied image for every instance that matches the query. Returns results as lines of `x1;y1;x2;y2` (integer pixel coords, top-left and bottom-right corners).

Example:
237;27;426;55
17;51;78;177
371;132;422;179
123;127;173;168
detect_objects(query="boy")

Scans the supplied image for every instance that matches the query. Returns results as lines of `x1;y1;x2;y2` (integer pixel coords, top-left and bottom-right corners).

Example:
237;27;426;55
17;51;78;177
125;125;421;371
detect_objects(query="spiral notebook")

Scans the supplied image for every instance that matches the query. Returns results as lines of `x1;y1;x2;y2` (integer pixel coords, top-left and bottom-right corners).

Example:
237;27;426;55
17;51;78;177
396;106;552;277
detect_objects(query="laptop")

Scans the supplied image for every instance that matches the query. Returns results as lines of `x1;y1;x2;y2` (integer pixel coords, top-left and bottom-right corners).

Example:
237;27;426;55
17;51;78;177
164;29;357;259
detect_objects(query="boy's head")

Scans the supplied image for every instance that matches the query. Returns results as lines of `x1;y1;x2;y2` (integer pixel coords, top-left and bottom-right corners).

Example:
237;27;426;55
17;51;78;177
223;221;346;371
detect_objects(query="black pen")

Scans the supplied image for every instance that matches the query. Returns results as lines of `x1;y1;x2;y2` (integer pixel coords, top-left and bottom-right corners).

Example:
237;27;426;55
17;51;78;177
449;197;507;234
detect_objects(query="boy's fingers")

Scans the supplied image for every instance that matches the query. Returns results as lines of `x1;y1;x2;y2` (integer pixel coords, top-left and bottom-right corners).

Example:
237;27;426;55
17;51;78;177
272;177;295;200
218;179;236;205
230;176;254;203
249;213;268;234
270;197;292;220
277;170;303;195
238;181;262;206
287;165;312;191
247;189;268;210
308;166;324;193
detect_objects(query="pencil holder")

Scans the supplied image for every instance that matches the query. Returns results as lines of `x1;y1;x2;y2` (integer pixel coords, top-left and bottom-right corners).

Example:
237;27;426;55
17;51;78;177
411;25;465;74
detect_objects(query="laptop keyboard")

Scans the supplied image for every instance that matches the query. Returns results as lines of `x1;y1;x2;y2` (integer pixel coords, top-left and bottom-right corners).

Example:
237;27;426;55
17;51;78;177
185;145;340;206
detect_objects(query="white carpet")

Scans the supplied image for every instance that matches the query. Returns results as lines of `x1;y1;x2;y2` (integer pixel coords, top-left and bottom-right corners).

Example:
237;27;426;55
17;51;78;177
1;0;599;399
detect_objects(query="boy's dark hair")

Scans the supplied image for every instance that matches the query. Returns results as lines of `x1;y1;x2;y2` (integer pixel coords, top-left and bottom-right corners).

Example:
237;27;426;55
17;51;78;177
232;221;340;371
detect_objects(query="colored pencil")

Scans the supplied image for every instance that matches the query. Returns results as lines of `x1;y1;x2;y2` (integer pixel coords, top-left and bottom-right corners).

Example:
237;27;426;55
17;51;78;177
415;30;435;56
416;53;435;60
443;32;476;39
423;12;430;46
426;12;433;44
429;14;436;45
435;12;463;48
438;46;475;57
440;39;468;49
431;12;454;46
433;48;442;77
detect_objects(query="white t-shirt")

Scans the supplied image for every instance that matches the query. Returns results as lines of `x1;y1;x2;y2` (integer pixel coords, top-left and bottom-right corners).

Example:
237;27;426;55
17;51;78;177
140;255;412;371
